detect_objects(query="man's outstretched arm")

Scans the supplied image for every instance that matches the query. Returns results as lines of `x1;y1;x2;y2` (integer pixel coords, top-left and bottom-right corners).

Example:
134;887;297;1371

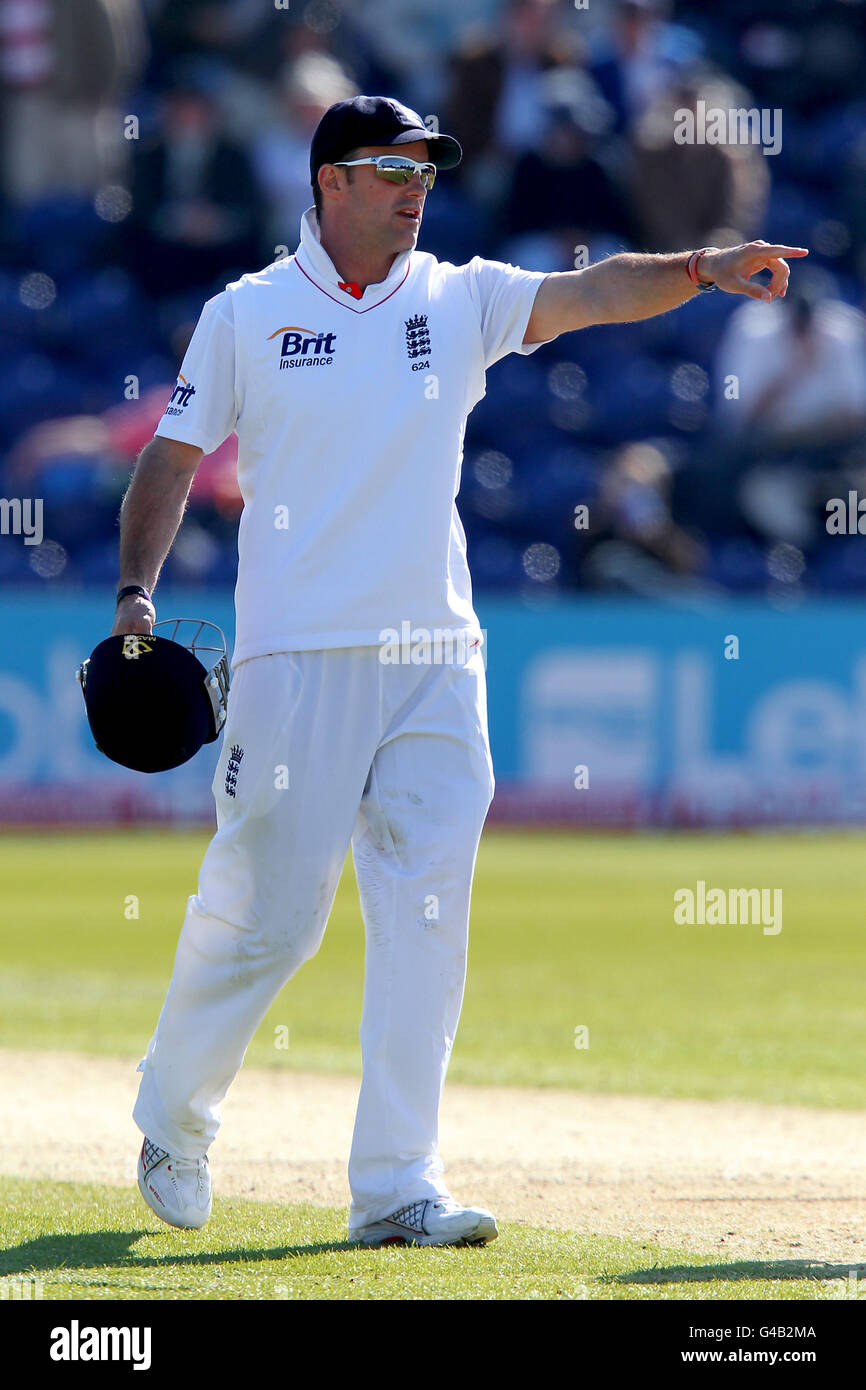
524;241;809;343
111;435;204;636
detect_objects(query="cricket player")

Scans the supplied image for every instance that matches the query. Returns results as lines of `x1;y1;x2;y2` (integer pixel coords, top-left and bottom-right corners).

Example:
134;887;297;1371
114;95;807;1247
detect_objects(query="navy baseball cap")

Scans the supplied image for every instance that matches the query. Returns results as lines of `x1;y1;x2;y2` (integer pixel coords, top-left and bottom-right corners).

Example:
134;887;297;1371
310;95;462;188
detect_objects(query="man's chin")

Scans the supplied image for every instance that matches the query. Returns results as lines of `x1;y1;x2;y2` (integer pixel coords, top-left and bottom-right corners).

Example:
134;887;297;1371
392;217;421;248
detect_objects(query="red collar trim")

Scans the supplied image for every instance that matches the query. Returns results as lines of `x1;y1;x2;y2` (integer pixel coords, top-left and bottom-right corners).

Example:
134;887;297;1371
293;257;411;312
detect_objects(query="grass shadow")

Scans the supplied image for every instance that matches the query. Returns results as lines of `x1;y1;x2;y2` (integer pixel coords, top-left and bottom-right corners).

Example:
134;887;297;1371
0;1232;359;1276
612;1259;866;1286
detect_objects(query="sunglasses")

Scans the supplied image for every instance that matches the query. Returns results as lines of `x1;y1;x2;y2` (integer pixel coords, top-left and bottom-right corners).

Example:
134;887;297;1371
333;154;437;191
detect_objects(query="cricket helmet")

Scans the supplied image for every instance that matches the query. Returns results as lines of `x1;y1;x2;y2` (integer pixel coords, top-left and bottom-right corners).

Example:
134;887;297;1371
76;619;230;773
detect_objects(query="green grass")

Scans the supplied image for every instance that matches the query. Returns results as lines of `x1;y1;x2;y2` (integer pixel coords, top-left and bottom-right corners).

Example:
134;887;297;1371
0;1177;850;1302
2;829;865;1107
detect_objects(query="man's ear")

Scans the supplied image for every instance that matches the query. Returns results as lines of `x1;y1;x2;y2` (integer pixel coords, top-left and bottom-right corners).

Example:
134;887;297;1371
318;164;343;199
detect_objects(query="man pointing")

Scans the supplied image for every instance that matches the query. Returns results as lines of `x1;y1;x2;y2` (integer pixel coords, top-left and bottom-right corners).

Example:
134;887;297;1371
116;95;807;1247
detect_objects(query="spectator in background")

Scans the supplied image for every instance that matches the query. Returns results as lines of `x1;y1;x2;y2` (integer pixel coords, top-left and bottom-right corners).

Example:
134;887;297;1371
147;0;297;146
345;0;465;113
628;76;769;252
446;0;578;207
0;0;146;204
252;52;358;254
276;6;397;101
150;0;394;99
126;73;264;296
588;0;697;136
149;0;283;81
580;441;708;597
714;285;866;450
501;68;634;270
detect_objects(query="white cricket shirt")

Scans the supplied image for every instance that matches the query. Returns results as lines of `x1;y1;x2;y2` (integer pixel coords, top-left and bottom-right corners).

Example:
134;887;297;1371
155;208;549;665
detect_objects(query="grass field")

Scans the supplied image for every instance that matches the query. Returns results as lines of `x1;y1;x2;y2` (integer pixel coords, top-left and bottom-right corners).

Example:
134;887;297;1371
1;828;864;1107
2;827;864;1303
0;1177;851;1302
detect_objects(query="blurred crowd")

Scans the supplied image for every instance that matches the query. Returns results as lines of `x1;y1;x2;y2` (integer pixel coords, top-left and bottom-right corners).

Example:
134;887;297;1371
1;0;865;601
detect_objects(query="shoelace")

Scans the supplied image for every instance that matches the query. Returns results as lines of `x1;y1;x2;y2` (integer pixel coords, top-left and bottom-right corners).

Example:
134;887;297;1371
167;1155;208;1178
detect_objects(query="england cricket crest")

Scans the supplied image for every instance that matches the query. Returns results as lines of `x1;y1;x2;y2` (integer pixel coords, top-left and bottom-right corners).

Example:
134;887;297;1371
225;744;244;798
405;314;431;360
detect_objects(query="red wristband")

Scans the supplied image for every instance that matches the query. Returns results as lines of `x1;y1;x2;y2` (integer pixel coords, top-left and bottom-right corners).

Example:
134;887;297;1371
687;248;715;289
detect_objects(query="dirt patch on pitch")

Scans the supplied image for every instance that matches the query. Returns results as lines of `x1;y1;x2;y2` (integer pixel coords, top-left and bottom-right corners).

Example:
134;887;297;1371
2;1048;864;1264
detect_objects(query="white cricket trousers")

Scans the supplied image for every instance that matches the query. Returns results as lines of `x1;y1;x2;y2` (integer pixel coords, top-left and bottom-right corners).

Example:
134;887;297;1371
133;645;494;1230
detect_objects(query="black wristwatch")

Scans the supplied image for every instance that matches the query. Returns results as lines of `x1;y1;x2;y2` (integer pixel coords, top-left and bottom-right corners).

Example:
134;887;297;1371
116;584;153;606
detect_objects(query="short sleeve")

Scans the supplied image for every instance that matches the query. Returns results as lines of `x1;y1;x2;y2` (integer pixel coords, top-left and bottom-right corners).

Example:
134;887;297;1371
459;256;551;369
154;291;238;455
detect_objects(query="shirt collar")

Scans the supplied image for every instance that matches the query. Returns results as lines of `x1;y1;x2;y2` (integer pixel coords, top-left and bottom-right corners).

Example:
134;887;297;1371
295;207;412;310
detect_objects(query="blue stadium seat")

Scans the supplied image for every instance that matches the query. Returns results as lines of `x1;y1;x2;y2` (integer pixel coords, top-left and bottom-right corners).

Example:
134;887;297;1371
414;185;489;266
8;196;110;281
0;356;91;448
466;531;527;589
814;538;866;593
706;538;770;591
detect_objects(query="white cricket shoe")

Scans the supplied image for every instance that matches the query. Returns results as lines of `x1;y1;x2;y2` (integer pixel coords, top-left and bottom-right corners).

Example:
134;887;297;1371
137;1137;212;1230
351;1197;498;1248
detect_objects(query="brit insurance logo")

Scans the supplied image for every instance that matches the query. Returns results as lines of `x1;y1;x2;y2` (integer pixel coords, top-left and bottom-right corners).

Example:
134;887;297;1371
267;325;337;369
164;373;196;415
405;314;431;371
